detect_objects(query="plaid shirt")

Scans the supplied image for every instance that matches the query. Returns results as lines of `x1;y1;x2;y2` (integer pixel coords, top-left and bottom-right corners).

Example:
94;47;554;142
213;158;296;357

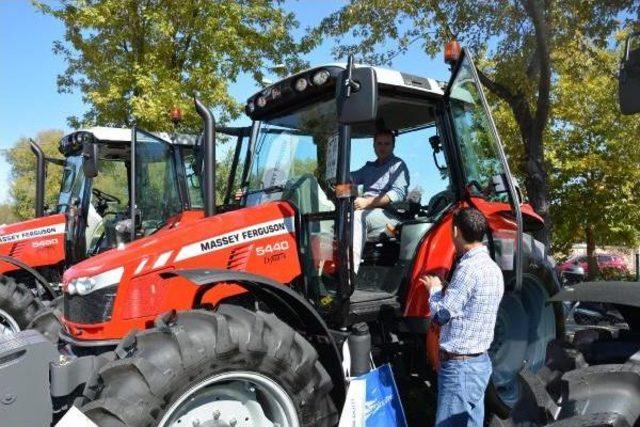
429;245;504;354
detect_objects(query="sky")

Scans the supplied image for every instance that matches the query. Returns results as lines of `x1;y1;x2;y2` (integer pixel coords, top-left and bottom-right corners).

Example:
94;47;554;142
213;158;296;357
0;0;450;204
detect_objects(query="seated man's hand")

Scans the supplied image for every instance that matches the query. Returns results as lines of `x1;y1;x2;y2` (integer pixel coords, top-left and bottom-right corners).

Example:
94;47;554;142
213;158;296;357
354;197;371;210
234;188;247;201
419;274;442;294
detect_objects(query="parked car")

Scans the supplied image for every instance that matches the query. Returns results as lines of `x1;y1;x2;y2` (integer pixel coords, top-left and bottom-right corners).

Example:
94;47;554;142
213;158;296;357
557;253;629;276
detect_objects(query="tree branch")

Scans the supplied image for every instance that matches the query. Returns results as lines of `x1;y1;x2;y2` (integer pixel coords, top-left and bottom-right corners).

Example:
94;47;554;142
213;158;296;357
476;68;516;104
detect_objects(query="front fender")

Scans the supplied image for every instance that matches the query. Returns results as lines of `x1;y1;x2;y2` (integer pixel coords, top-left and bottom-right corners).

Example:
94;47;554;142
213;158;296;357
163;269;346;408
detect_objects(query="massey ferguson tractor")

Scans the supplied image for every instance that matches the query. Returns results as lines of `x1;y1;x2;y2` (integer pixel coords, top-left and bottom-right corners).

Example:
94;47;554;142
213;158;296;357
0;48;563;426
495;31;640;427
0;128;142;336
0;127;247;338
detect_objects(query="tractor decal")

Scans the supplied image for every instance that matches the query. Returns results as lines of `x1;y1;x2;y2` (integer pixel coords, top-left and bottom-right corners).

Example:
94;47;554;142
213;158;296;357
0;222;65;243
174;216;295;262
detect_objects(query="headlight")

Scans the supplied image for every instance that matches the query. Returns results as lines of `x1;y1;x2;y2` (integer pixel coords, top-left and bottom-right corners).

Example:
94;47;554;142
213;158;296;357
294;77;308;92
67;267;124;296
312;70;330;86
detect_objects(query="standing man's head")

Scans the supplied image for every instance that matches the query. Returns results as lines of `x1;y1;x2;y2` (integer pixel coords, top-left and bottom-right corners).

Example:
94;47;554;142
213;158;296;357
373;130;395;162
452;208;488;254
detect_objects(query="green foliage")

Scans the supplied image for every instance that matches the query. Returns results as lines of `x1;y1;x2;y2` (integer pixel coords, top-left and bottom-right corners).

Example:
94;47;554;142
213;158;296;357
549;40;640;256
34;0;308;130
2;130;65;220
0;204;18;225
309;0;637;244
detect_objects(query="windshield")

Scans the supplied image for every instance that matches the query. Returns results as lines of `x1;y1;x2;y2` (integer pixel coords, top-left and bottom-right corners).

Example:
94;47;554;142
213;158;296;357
134;130;183;233
246;99;337;214
57;155;86;213
449;56;508;202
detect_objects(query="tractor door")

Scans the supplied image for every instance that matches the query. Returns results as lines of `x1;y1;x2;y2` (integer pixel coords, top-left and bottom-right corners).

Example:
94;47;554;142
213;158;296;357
131;129;185;240
59;154;92;265
443;48;523;287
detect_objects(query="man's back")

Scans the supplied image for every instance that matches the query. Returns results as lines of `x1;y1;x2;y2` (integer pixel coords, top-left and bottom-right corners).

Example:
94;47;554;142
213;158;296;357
430;246;504;354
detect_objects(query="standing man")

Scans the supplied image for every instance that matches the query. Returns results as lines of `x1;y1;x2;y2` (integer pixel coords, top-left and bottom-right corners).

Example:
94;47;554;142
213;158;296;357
351;129;409;272
420;207;504;426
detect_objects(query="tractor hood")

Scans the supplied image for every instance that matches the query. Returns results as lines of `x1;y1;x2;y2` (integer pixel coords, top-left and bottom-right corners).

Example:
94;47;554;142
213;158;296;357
0;213;66;274
62;210;205;286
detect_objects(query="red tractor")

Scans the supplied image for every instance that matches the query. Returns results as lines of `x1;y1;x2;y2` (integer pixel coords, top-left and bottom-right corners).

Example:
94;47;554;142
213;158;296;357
0;127;243;337
0;48;562;426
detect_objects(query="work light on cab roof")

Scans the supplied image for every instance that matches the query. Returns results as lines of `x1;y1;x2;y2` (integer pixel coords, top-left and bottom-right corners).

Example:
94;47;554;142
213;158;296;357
170;106;183;124
445;39;462;65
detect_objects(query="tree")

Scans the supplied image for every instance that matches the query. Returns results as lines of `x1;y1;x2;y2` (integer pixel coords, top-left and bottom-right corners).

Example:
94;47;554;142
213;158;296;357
548;40;640;279
3;130;65;220
35;0;307;130
309;0;637;244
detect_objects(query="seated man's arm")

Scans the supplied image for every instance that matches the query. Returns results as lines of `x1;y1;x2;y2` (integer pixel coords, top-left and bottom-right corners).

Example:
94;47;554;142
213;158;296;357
354;161;409;210
427;267;474;326
385;161;409;203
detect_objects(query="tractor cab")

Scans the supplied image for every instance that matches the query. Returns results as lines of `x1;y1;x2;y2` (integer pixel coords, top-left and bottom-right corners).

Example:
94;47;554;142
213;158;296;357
241;49;523;324
55;127;207;265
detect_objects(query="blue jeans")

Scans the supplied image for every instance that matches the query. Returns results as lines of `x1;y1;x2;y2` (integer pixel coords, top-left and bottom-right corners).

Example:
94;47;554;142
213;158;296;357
435;352;492;427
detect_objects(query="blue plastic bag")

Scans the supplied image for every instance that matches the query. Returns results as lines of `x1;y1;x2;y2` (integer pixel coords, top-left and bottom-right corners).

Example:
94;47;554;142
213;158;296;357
340;363;407;427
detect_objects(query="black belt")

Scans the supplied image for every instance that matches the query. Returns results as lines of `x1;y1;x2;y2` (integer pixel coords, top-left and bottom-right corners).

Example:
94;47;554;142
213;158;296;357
439;349;483;362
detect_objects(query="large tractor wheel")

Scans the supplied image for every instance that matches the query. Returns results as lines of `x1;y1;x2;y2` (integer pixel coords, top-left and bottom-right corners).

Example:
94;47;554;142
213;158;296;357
80;305;338;427
496;361;640;426
28;296;64;343
488;276;559;417
0;275;44;336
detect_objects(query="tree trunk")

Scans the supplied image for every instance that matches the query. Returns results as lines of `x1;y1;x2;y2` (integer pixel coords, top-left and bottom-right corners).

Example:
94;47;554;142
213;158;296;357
522;130;550;246
585;225;599;280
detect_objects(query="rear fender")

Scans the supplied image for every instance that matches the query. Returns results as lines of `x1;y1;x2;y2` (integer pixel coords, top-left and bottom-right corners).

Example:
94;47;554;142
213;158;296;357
550;281;640;331
163;269;346;406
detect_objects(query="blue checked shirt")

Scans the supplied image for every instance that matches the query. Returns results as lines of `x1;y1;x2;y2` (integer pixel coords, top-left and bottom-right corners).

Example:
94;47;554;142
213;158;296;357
429;246;504;354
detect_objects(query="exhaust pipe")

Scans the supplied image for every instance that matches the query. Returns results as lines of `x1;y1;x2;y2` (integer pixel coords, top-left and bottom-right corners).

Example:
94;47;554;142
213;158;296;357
29;139;45;218
194;97;216;217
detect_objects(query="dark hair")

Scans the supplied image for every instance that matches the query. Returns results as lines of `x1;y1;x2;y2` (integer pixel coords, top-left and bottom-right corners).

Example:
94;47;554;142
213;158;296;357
453;208;488;243
375;129;395;145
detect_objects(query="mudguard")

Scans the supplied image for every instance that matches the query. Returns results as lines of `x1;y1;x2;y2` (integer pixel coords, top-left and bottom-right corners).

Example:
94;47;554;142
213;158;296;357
164;269;346;406
550;281;640;307
550;281;640;331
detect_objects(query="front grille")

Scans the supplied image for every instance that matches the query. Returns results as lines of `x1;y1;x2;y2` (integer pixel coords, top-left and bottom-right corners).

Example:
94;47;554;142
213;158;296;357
64;284;117;324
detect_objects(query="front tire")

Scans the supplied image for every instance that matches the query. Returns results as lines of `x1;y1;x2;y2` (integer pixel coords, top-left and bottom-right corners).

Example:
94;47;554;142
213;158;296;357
0;275;44;336
80;305;338;426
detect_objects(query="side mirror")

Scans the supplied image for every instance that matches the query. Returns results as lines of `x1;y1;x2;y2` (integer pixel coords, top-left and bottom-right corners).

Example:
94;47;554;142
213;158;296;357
337;66;378;124
82;142;99;178
619;32;640;115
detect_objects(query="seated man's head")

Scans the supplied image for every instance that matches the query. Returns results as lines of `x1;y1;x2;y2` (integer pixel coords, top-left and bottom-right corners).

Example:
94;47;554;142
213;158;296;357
373;130;395;162
452;207;488;253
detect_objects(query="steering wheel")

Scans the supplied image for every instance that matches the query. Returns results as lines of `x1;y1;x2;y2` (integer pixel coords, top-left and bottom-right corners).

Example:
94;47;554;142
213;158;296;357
92;188;121;217
424;190;455;217
92;188;121;205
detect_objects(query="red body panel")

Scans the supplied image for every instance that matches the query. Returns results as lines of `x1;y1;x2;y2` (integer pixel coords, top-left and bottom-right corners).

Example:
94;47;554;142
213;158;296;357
403;197;544;318
0;213;66;274
63;202;302;340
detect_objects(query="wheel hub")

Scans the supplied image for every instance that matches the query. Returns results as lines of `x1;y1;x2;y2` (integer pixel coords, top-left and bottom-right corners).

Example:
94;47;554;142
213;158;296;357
0;308;20;337
160;372;298;427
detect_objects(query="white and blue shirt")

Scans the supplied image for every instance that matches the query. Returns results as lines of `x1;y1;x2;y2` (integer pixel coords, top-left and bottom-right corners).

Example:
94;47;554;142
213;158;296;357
429;246;504;354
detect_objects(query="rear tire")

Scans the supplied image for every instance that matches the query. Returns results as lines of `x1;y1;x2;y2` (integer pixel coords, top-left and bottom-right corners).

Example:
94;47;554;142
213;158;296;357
0;275;44;336
488;277;558;417
505;362;640;426
80;305;338;427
